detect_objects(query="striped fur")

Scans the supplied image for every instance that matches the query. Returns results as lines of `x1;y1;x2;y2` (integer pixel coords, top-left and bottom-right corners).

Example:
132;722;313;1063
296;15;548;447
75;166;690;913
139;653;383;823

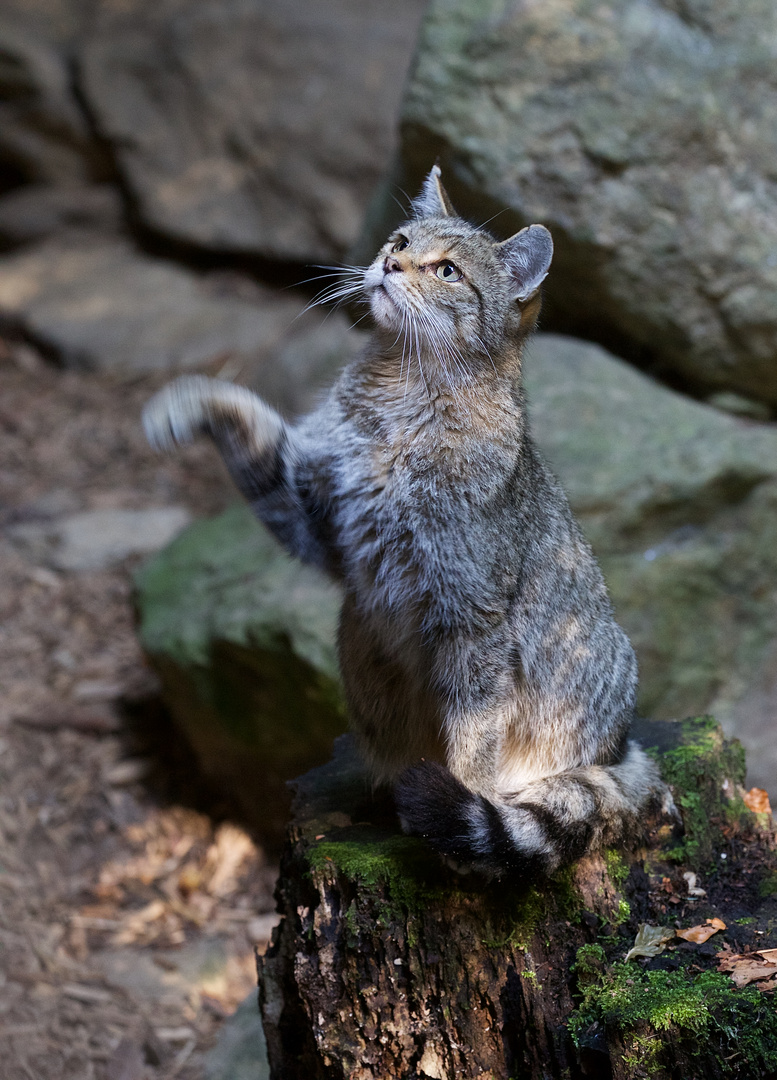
144;166;667;878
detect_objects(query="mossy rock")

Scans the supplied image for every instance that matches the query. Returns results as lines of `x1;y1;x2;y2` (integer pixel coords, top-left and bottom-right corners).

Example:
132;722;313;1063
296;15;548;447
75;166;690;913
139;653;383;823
134;504;346;844
522;334;777;798
259;718;777;1079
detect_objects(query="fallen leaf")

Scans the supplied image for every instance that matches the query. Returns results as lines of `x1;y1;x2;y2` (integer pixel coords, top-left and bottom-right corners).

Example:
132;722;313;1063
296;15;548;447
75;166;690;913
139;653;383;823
625;923;675;962
205;823;257;898
708;917;727;931
717;945;777;987
677;924;718;944
743;787;772;816
722;958;777;988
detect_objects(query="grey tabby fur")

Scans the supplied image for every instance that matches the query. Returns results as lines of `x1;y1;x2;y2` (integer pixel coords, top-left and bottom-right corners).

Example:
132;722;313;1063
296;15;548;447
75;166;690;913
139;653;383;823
144;166;666;878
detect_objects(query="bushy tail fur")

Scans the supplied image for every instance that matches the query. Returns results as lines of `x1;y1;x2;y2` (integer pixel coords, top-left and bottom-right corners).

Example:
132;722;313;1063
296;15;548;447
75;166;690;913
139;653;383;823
395;742;665;878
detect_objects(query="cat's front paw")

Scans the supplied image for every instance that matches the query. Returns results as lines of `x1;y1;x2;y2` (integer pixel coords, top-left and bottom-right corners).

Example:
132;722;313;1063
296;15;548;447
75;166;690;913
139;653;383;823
143;375;220;452
143;376;283;455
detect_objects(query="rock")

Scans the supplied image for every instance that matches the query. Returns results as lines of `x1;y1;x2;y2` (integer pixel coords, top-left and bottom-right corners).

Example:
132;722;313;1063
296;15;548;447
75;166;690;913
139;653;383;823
134;504;346;845
0;12;103;186
706;391;773;423
7;506;192;570
0;234;359;394
378;0;777;406
524;334;777;795
0;184;123;247
203;993;269;1080
79;0;427;263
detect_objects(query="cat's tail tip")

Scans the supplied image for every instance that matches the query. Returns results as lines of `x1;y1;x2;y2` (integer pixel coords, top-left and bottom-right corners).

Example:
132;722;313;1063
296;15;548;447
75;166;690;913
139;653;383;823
394;761;526;880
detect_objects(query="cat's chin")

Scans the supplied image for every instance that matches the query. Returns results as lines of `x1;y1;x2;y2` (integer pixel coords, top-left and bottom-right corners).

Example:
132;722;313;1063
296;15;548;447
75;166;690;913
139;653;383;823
369;287;403;331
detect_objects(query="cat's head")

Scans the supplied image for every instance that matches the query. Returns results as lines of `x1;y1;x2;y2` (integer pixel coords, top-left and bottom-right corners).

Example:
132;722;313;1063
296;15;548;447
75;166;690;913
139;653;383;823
363;166;553;371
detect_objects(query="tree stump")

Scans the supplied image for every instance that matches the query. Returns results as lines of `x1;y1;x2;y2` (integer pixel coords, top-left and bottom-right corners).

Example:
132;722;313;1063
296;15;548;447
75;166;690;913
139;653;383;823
258;718;777;1079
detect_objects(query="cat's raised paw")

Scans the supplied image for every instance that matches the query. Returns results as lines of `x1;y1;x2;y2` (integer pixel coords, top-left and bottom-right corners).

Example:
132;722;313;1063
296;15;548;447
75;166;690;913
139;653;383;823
143;376;284;456
143;375;220;452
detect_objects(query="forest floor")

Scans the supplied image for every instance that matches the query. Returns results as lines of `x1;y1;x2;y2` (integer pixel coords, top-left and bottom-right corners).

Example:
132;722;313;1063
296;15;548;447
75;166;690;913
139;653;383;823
0;337;279;1080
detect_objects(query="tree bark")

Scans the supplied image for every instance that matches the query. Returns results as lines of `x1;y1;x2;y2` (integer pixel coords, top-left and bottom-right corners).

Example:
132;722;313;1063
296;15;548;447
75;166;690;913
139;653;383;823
258;718;777;1080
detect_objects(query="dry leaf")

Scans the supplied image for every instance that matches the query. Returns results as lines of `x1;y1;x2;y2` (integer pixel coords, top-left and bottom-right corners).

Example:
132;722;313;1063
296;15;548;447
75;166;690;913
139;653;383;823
676;917;726;944
625;923;676;962
743;787;772;816
205;824;257;898
724;958;777;988
717;945;777;987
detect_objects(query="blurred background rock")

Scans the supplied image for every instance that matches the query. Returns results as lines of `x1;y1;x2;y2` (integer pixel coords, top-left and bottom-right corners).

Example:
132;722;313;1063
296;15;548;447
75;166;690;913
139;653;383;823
1;1;777;1075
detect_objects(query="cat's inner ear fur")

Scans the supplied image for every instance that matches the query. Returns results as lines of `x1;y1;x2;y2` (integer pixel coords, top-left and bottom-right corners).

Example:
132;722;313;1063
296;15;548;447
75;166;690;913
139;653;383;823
496;225;554;302
412;164;457;219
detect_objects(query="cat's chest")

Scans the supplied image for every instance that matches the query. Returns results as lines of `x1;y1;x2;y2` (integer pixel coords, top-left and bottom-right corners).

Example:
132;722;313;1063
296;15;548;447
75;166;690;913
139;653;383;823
329;431;490;615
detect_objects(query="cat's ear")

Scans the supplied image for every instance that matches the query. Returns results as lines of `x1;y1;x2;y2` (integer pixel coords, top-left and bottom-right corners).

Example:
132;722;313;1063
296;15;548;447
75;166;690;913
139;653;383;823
412;165;456;219
496;225;553;302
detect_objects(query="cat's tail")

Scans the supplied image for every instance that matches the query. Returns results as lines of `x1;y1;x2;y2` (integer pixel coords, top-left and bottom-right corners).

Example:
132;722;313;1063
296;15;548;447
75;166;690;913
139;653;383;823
394;742;670;878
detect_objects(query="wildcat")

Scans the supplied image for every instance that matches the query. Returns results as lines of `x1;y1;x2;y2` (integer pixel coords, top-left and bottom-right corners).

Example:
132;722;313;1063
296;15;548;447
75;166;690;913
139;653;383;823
143;166;665;878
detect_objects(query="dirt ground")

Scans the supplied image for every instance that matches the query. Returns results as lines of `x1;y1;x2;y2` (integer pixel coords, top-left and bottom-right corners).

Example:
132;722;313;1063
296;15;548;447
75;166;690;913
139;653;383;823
0;338;279;1080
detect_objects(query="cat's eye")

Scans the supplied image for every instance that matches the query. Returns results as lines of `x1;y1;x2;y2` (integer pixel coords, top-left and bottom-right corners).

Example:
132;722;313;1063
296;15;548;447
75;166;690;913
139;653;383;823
435;261;463;282
391;237;409;252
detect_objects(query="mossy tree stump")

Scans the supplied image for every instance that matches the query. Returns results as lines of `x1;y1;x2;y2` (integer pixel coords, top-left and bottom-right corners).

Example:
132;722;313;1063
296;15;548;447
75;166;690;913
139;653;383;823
258;718;777;1079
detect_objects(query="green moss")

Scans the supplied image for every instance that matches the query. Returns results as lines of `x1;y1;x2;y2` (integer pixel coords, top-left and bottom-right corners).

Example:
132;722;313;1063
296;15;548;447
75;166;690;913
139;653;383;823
308;832;448;914
553;864;584;923
570;950;777;1075
654;716;746;869
603;849;630;891
480;887;545;950
758;871;777;898
613;898;631;927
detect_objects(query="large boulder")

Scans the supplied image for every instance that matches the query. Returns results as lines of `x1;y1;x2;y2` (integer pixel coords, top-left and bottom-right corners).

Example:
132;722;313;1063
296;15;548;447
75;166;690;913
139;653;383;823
374;0;777;408
134;505;346;844
0;11;102;186
525;334;777;795
78;0;427;263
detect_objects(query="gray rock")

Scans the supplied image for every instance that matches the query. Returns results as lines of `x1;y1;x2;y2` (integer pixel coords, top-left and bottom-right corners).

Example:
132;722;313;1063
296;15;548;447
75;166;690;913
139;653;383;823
0;13;101;185
0;234;359;394
134;505;346;843
7;507;192;570
525;334;777;795
377;0;777;407
79;0;427;263
0;184;123;246
203;993;269;1080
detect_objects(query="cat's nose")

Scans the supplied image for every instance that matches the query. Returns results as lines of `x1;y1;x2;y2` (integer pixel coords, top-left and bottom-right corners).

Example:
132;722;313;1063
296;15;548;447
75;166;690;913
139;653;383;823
384;255;403;273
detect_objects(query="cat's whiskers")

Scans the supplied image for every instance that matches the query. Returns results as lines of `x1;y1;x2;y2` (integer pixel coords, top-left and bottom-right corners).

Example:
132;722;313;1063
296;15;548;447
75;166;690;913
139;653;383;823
301;267;366;317
416;309;460;399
